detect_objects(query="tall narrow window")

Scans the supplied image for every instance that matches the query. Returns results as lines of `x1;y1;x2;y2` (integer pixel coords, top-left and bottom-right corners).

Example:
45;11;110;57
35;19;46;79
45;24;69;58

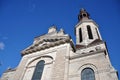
95;28;100;39
87;25;93;39
32;60;45;80
81;68;95;80
79;28;83;42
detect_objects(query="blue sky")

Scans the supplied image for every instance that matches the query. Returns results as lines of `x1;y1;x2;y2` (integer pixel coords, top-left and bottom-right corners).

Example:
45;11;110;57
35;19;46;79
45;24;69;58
0;0;120;77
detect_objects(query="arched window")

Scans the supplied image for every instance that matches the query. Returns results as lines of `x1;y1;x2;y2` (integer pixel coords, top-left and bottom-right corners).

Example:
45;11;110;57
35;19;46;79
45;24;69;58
32;60;45;80
81;68;95;80
87;25;93;39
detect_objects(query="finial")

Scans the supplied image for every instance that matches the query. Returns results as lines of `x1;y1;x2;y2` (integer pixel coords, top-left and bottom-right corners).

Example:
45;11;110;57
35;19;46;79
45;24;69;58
81;8;85;12
78;8;90;21
48;25;57;33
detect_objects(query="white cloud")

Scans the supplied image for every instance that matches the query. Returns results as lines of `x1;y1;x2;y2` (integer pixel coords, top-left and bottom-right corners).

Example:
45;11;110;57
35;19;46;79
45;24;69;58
0;42;5;50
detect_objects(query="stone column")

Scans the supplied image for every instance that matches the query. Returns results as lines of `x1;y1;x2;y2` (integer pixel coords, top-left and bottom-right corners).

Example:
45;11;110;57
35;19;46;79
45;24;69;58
51;47;66;80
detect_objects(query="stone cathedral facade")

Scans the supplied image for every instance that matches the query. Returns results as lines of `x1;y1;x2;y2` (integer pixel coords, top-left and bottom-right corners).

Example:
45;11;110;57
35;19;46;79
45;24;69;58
0;9;119;80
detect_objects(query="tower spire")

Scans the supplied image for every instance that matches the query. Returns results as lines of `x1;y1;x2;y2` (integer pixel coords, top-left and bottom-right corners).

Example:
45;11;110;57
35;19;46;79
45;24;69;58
78;8;90;21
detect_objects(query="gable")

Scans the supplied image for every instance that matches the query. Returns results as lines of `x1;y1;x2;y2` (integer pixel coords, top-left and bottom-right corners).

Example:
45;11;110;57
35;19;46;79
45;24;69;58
21;27;75;56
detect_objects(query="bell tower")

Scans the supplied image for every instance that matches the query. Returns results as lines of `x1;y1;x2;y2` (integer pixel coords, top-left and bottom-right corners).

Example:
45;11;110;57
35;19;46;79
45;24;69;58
71;8;119;80
76;8;102;46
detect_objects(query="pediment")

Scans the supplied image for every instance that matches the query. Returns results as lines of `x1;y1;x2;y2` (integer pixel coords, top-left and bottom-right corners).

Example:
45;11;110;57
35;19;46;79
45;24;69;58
21;36;71;56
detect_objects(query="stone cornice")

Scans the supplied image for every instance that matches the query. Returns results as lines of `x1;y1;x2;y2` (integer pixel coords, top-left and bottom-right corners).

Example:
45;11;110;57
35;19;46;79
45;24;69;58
76;39;105;50
21;36;73;56
4;68;16;73
69;49;106;60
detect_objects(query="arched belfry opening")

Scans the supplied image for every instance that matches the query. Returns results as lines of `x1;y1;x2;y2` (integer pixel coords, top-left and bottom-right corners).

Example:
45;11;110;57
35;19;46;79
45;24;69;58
78;8;90;21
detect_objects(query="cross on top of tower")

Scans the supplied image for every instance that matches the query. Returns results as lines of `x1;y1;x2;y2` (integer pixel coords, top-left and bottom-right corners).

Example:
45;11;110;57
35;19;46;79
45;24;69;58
78;8;90;21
